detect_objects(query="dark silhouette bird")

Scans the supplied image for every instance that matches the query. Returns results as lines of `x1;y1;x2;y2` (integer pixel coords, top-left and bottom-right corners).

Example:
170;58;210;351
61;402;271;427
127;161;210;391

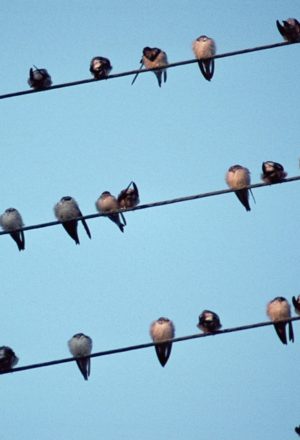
197;310;222;333
117;181;140;209
276;18;300;42
261;161;287;184
0;346;19;372
28;66;52;89
90;57;112;79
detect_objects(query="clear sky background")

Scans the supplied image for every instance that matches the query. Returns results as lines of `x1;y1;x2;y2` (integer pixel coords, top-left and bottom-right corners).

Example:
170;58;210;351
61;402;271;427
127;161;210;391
1;1;300;439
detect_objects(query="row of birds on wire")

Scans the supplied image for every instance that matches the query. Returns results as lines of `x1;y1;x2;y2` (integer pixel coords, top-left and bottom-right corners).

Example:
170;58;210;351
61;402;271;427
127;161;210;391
0;296;300;379
24;18;300;90
0;161;288;251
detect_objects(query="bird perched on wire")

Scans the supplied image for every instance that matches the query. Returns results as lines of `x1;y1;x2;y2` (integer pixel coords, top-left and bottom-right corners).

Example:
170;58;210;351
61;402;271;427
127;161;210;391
266;297;294;345
0;346;19;372
68;333;92;381
89;56;112;79
27;66;52;89
225;165;252;211
276;18;300;42
150;317;175;367
192;35;216;81
131;47;168;87
54;196;91;245
197;310;222;333
117;181;140;210
261;161;287;184
0;208;25;251
96;191;126;233
292;295;300;315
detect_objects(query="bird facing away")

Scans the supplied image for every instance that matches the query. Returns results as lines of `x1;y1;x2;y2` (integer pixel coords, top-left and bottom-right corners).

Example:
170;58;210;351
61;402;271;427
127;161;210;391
266;297;294;345
54;196;91;245
95;191;126;233
131;47;168;87
295;426;300;436
68;333;93;381
197;310;222;333
27;66;52;89
0;208;25;251
261;161;287;184
117;181;140;209
89;56;112;79
276;18;300;42
225;165;252;211
150;317;175;367
292;295;300;316
0;346;19;372
192;35;216;81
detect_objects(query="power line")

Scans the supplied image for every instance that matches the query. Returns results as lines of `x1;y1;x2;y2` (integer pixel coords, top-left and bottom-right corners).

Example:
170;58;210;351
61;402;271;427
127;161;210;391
1;316;299;375
0;40;298;101
0;175;299;236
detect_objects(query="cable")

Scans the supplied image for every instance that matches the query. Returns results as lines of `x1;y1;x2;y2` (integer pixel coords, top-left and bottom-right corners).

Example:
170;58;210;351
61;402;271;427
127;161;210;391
0;40;298;100
1;316;299;375
0;175;299;236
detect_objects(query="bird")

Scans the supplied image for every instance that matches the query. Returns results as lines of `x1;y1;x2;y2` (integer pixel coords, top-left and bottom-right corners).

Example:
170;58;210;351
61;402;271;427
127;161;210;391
0;346;19;372
150;317;175;367
225;165;252;211
197;310;222;333
95;191;126;232
117;181;140;209
89;56;112;79
27;66;52;89
192;35;216;81
295;426;300;436
292;295;300;315
0;208;25;251
54;196;91;245
276;18;300;42
261;161;287;184
131;47;168;87
68;333;93;381
266;297;294;345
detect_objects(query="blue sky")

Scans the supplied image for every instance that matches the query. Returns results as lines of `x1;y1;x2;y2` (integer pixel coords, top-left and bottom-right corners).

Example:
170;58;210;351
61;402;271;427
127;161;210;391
1;1;300;439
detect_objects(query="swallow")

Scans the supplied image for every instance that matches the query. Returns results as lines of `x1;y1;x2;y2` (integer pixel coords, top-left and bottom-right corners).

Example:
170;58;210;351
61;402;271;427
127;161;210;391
225;165;252;211
0;208;25;251
261;161;287;184
292;295;300;315
150;317;175;367
0;346;19;372
54;196;91;245
295;426;300;436
95;191;126;232
131;47;168;87
192;35;216;81
276;18;300;42
27;66;52;89
117;181;140;209
266;297;294;345
89;56;112;79
68;333;93;381
197;310;222;333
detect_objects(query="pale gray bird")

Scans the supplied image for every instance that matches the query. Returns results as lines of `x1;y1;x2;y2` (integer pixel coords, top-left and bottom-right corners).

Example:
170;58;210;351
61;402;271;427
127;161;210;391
0;346;19;372
197;310;222;333
68;333;92;381
225;165;252;211
150;317;175;367
131;47;168;87
266;297;294;345
192;35;216;81
27;66;52;89
95;191;126;232
261;161;287;184
54;196;91;245
276;18;300;42
90;56;112;79
0;208;25;251
292;295;300;315
117;181;140;209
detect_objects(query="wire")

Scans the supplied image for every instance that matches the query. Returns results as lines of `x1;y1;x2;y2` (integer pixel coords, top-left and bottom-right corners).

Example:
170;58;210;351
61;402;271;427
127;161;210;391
0;40;298;100
1;316;299;375
0;175;299;236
